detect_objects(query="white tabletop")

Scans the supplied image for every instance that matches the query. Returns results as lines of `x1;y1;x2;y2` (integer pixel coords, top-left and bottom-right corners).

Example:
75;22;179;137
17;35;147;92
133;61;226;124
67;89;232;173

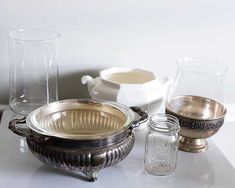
0;109;234;188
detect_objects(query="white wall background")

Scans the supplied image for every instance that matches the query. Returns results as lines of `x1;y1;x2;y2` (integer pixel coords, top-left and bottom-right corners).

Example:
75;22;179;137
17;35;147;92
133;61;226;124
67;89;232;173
1;0;235;104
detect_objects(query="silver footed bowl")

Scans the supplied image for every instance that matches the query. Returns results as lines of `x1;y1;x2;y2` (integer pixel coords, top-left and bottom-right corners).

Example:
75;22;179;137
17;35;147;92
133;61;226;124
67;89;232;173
165;95;226;153
9;99;148;181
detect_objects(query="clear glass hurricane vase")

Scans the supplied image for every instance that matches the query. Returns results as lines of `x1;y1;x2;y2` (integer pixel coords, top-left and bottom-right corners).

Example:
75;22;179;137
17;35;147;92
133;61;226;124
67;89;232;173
165;57;227;153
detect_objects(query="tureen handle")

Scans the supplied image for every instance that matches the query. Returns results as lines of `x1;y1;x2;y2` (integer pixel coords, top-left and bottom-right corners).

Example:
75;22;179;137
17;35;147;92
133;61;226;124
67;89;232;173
81;75;96;93
8;117;29;137
130;106;148;128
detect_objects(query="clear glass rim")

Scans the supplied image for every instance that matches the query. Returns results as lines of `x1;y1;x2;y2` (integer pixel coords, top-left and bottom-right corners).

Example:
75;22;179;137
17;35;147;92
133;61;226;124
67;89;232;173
148;113;180;133
7;28;61;42
177;57;228;76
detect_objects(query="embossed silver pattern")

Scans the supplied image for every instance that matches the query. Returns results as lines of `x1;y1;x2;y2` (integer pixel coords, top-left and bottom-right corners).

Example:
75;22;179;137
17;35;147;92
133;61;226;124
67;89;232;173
165;109;224;131
27;133;135;181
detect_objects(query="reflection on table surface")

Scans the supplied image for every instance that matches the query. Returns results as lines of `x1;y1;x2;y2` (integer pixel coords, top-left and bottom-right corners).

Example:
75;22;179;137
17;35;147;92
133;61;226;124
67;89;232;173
0;109;234;188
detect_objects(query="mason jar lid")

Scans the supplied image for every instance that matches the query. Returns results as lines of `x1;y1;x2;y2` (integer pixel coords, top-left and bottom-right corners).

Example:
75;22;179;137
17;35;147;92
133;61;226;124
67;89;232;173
148;113;180;133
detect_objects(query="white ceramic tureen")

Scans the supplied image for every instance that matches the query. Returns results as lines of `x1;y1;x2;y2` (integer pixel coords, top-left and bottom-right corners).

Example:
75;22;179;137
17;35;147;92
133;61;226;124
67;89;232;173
81;67;170;115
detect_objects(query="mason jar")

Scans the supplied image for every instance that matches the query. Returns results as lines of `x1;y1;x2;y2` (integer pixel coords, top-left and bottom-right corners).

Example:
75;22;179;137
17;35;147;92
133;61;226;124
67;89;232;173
144;114;180;176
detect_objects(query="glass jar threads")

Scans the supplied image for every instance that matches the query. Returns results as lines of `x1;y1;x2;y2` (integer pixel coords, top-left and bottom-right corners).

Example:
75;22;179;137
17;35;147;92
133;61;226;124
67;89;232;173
144;114;180;176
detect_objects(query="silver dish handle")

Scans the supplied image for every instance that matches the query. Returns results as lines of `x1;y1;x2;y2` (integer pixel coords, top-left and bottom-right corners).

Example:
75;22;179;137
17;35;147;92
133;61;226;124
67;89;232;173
9;117;29;137
130;106;148;128
9;117;49;143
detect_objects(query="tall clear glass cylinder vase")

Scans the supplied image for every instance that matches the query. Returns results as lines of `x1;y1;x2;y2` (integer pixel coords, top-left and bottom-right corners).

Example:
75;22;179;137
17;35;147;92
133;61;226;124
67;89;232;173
8;28;60;115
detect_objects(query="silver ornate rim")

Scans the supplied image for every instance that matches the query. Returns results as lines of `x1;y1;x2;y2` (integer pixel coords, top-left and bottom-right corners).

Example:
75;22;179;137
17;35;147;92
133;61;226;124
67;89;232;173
26;99;135;140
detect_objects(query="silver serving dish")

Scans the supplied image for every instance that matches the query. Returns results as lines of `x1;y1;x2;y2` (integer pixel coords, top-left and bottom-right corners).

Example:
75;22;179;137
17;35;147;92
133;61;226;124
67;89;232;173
9;99;148;181
166;95;226;152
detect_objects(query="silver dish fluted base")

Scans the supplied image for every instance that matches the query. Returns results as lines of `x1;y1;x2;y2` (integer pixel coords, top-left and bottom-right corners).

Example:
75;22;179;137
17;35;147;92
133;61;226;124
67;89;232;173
26;133;135;181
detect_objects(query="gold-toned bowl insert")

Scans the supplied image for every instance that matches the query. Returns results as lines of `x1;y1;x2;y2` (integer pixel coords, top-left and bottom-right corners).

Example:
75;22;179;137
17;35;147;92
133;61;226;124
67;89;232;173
166;95;226;153
27;99;135;140
167;95;226;120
